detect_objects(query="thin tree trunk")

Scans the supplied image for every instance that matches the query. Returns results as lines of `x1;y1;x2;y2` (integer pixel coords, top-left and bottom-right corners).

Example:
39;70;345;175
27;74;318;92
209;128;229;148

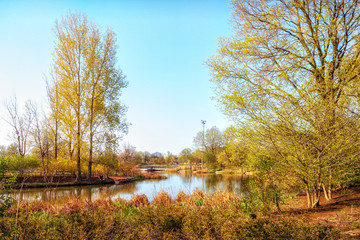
305;183;312;208
76;125;81;182
275;200;281;212
55;82;59;161
41;156;45;181
87;96;94;181
322;183;329;201
87;160;92;181
55;120;58;161
76;46;82;182
312;183;321;208
328;170;333;199
312;164;322;208
87;131;93;181
303;179;312;208
68;138;72;160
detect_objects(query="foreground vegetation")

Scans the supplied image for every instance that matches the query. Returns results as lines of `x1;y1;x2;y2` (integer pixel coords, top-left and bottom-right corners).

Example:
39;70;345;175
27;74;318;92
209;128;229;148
0;191;340;240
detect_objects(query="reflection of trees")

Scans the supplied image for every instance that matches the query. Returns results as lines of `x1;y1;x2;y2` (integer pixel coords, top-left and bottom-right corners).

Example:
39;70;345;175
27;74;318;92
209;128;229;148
13;183;136;203
84;187;92;201
11;174;252;204
205;174;223;192
95;186;110;200
12;185;133;204
203;174;247;196
238;177;251;197
97;183;138;198
225;177;234;193
180;172;193;185
39;188;83;202
115;183;138;195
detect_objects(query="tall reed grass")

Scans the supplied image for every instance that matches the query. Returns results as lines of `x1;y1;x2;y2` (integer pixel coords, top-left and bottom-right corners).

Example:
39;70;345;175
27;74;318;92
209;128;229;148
0;190;339;239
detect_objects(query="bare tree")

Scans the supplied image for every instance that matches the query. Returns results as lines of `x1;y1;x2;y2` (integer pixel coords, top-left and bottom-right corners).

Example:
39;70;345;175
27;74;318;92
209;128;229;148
4;96;34;156
30;103;52;181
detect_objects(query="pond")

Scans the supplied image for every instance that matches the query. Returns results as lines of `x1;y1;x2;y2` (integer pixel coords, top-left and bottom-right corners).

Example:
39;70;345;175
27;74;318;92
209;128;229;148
11;172;250;204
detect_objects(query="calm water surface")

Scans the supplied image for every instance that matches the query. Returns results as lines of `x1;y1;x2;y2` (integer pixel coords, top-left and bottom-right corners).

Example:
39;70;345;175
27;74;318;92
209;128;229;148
12;173;249;204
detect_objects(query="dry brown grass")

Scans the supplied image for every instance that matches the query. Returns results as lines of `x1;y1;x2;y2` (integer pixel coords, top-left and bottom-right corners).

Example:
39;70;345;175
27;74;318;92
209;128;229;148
164;167;181;172
130;194;150;207
141;172;167;180
113;196;129;206
7;200;57;215
206;191;240;208
0;190;341;239
190;189;205;201
152;191;173;206
194;168;210;174
175;191;190;204
91;199;114;210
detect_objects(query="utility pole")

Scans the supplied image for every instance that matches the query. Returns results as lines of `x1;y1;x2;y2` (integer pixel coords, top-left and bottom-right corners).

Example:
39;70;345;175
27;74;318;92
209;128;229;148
201;120;206;168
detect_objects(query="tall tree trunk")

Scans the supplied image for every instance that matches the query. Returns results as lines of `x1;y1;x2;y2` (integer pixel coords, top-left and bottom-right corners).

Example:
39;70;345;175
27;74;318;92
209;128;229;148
87;97;94;181
41;155;45;181
312;162;322;208
312;181;321;208
76;129;81;182
68;138;73;160
328;170;333;199
87;131;93;181
55;119;58;161
76;108;81;182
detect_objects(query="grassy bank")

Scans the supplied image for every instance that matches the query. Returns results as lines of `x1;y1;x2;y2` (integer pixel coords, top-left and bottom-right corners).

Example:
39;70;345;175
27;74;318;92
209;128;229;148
0;191;340;239
134;172;167;181
9;179;117;189
5;171;166;189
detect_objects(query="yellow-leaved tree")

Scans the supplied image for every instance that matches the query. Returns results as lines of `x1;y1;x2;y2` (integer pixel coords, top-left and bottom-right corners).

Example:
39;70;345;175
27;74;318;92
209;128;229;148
50;12;128;181
208;0;360;208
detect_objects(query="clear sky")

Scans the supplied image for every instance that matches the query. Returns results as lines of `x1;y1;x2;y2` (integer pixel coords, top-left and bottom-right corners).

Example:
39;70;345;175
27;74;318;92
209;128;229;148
0;0;232;155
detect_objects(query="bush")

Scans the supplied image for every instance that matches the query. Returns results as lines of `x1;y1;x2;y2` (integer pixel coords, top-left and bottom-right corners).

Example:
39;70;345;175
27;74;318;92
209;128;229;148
7;156;40;177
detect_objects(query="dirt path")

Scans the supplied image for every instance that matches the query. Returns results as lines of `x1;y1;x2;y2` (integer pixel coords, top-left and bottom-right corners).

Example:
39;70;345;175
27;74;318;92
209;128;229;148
284;187;360;238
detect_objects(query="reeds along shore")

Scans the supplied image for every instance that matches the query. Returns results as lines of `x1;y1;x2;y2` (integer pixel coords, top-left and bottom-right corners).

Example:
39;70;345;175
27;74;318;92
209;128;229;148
0;190;339;239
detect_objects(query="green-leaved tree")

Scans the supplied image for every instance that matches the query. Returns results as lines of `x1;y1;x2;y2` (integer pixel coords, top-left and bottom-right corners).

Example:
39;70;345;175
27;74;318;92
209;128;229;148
208;0;360;208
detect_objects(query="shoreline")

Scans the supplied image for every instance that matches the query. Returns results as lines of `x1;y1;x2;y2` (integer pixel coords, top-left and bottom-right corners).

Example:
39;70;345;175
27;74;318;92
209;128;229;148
5;172;167;190
8;178;134;189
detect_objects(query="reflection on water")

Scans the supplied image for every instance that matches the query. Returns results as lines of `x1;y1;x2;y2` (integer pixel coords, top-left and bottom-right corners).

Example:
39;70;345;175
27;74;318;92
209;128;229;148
11;173;249;204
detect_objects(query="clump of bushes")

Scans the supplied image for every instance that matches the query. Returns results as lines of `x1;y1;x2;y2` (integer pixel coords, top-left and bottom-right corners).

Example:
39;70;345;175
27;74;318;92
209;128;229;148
0;191;340;239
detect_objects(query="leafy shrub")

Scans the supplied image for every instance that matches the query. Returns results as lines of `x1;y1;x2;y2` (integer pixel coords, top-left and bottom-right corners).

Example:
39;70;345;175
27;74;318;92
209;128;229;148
7;156;40;177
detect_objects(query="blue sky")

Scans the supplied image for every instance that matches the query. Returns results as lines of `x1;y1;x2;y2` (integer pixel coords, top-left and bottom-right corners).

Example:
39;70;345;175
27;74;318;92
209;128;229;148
0;0;232;155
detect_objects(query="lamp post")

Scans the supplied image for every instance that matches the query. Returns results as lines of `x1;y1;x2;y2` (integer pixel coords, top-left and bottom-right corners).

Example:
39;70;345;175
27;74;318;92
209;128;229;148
201;120;206;168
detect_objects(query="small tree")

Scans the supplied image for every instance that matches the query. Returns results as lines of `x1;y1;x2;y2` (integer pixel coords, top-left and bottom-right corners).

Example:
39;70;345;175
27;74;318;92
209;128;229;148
5;96;34;157
179;148;193;168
